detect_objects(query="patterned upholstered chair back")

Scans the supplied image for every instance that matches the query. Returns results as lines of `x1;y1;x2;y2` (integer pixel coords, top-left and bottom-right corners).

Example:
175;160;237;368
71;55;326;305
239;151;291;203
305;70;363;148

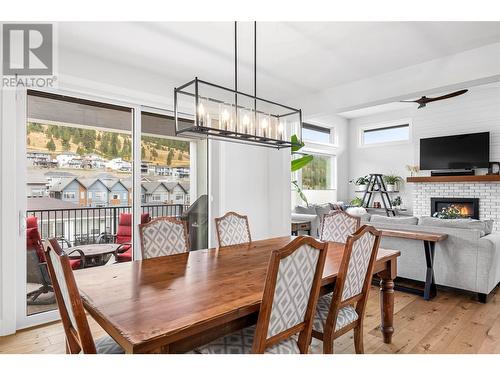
337;225;381;302
139;217;189;259
215;211;251;247
252;236;328;353
43;238;97;354
320;211;360;243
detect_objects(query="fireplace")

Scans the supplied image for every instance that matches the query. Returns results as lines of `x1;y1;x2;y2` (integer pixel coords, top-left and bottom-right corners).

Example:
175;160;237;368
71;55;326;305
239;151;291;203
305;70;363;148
431;198;479;219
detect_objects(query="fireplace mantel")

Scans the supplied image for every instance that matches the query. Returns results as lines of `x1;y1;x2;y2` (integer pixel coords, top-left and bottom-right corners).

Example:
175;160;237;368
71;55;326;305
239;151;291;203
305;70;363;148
407;175;500;183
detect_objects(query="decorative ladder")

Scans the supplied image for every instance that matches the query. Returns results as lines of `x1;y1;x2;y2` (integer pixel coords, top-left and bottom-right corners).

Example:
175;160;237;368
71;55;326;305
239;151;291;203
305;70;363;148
361;174;396;217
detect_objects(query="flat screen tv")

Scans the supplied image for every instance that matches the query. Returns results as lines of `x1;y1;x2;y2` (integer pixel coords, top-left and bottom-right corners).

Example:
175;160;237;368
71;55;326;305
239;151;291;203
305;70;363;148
420;132;490;170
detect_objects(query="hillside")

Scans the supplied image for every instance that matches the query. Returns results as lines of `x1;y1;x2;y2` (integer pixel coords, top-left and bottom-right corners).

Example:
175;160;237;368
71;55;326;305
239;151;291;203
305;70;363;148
27;123;190;168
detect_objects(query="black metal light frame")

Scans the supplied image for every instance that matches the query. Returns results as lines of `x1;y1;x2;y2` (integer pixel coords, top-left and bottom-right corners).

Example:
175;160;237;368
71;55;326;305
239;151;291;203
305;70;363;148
174;22;302;150
174;78;302;149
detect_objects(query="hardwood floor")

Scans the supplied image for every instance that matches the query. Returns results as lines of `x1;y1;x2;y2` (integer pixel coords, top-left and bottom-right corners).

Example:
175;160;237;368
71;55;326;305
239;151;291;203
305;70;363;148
1;286;499;354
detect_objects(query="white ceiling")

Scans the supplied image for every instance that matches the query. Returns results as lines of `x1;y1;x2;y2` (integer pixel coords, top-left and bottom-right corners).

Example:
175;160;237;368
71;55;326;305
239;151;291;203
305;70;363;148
57;22;500;104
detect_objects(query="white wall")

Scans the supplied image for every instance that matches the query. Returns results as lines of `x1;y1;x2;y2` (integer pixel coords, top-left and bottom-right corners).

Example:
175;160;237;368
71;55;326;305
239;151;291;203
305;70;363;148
211;141;290;243
347;84;500;213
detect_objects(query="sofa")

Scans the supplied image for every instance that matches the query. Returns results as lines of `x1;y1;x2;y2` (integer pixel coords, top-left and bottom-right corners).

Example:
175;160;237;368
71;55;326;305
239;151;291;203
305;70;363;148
363;215;500;301
291;203;368;237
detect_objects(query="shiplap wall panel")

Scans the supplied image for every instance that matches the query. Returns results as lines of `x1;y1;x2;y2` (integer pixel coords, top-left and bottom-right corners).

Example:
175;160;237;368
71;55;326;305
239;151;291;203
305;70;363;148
348;85;500;214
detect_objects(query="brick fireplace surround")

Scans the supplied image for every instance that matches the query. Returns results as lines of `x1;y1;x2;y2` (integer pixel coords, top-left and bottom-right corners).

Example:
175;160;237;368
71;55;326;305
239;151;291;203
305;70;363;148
412;181;500;231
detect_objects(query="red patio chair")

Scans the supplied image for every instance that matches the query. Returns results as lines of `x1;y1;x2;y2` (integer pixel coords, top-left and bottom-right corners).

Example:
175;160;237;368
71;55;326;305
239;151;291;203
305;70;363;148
26;216;84;302
114;213;150;262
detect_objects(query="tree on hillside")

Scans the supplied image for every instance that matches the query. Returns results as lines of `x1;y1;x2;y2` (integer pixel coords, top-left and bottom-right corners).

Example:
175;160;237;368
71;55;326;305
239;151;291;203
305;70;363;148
121;137;131;160
27;136;31;145
141;146;146;159
76;146;85;156
62;138;70;151
178;151;182;161
167;149;174;165
46;137;56;151
110;133;120;157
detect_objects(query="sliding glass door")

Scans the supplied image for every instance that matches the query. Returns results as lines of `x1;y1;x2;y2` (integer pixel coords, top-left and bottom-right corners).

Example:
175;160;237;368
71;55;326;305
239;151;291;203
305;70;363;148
18;91;209;328
140;109;208;250
23;91;134;320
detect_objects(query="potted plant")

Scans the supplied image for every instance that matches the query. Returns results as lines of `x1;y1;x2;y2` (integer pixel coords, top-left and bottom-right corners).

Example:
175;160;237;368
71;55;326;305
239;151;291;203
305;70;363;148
383;174;403;192
350;176;370;192
406;165;420;177
391;196;402;209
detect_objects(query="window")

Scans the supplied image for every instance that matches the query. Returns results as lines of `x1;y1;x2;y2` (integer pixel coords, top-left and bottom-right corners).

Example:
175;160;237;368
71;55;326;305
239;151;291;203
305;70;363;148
80;191;85;199
175;194;182;200
302;123;331;144
94;192;106;200
152;194;161;201
112;193;119;200
301;154;334;190
63;192;76;199
361;123;410;145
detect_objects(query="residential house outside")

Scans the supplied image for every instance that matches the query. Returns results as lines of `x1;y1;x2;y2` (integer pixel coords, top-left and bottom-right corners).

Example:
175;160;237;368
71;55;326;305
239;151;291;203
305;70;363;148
143;182;169;203
55;152;77;168
164;182;188;204
48;177;87;206
80;178;109;207
27;177;48;198
104;179;130;206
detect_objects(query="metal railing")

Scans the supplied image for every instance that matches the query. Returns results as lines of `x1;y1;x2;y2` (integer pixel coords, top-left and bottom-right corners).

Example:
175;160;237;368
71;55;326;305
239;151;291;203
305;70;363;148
27;204;189;246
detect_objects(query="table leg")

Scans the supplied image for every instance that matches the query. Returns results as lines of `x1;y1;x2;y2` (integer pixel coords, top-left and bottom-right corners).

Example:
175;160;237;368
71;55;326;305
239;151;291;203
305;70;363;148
423;241;437;300
378;259;396;344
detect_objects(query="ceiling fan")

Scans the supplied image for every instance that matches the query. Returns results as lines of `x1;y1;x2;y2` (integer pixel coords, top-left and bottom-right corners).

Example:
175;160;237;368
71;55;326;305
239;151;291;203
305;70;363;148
400;89;468;109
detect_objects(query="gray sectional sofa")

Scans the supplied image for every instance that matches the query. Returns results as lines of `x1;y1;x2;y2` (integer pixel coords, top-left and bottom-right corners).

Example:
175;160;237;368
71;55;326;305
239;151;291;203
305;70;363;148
364;215;500;301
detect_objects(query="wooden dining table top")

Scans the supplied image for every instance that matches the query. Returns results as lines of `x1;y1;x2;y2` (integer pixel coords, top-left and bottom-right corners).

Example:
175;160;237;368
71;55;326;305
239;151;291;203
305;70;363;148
76;236;400;353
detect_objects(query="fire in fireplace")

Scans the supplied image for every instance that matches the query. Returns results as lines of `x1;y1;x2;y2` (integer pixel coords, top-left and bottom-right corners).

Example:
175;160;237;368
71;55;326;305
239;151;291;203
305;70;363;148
431;198;479;219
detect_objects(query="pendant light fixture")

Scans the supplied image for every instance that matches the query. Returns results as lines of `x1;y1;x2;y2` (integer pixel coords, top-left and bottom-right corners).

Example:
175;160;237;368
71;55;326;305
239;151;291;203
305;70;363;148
174;22;302;149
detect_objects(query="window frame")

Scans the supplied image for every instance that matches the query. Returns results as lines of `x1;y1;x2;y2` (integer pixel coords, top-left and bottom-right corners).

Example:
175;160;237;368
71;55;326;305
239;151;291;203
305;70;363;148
358;119;412;148
294;149;337;192
301;123;336;146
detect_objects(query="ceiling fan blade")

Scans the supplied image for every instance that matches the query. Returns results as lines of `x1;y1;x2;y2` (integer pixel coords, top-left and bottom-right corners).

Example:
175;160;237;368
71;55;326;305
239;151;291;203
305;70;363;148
424;89;468;103
399;100;419;103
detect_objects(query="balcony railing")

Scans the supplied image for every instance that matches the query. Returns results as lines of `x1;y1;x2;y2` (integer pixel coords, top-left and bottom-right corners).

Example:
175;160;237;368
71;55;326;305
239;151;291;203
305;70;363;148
27;204;189;246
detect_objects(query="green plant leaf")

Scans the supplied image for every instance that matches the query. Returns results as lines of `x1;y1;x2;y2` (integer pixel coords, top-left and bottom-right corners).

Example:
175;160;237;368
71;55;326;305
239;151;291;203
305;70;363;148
291;134;304;152
292;180;309;206
291;154;313;172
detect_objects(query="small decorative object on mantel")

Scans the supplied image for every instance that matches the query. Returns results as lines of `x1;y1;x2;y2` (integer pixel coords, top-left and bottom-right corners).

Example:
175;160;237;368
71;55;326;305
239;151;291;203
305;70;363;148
406;165;420;177
350;175;370;192
383;174;403;192
487;162;500;175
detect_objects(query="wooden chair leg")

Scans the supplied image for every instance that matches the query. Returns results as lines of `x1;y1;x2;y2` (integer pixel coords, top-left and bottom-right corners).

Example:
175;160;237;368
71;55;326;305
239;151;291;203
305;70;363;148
354;325;364;354
322;332;334;354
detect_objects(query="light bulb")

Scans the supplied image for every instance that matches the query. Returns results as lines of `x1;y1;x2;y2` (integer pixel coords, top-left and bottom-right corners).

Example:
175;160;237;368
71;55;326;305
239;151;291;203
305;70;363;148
261;118;268;129
222;109;230;121
242;115;250;126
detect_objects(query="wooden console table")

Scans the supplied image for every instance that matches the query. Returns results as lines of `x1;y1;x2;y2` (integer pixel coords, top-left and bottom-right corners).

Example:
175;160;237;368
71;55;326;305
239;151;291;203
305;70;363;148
380;229;448;300
291;220;311;236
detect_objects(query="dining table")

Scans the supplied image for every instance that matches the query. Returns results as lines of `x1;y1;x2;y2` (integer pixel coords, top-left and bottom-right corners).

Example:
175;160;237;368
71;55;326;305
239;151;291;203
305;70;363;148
75;236;400;354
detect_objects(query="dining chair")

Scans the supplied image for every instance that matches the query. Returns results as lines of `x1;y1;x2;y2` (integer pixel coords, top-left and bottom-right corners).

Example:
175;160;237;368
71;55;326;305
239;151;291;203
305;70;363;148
312;225;382;354
139;216;189;259
320;210;361;243
195;236;327;354
215;211;252;247
43;238;124;354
